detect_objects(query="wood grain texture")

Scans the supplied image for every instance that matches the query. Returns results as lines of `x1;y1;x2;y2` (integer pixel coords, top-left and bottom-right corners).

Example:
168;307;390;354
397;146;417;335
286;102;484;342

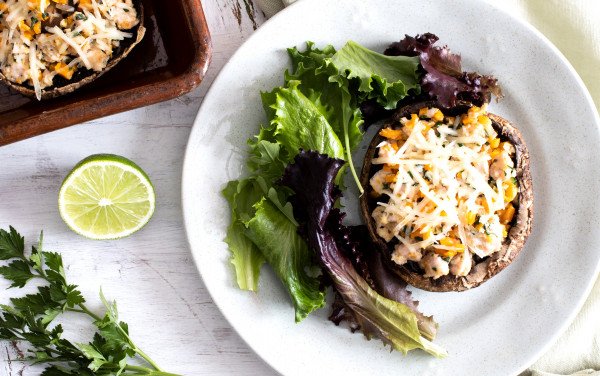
0;1;277;375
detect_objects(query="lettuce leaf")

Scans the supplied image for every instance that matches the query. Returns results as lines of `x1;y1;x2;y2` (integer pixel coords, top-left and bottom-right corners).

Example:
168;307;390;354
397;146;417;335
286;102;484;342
247;139;287;182
330;41;421;109
222;180;265;291
244;198;326;322
286;43;364;152
281;150;446;356
263;80;345;160
329;221;438;341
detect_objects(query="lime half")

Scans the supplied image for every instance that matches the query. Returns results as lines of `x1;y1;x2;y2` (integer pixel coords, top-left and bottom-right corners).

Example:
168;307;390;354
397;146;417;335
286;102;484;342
58;154;156;240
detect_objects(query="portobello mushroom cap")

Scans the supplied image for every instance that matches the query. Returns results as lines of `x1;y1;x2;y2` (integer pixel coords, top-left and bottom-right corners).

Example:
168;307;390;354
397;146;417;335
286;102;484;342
0;2;146;100
359;100;533;292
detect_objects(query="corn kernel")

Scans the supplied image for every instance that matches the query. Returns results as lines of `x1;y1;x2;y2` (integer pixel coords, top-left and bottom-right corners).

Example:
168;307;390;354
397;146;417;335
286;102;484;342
466;211;477;225
489;137;500;149
54;63;75;80
78;0;93;10
27;0;40;9
478;115;492;127
411;226;431;240
461;114;474;125
468;106;481;116
499;203;516;224
503;181;518;202
490;148;502;158
424;201;436;213
434;249;458;258
440;237;456;247
407;113;419;127
419;107;429;117
449;227;459;238
379;128;404;140
382;164;398;172
477;197;491;213
432;110;444;122
19;20;31;32
437;237;465;253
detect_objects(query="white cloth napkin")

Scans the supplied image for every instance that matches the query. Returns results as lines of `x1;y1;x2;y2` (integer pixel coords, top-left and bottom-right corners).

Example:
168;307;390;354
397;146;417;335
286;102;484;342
253;0;600;374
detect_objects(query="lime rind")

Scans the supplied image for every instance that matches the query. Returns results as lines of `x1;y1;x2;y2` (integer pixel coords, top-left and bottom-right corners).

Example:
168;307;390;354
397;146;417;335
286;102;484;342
58;154;156;240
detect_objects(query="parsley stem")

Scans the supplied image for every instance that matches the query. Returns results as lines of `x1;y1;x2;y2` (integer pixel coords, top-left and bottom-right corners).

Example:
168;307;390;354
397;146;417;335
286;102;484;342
123;365;154;374
71;302;164;372
133;345;164;372
123;365;181;375
78;303;102;321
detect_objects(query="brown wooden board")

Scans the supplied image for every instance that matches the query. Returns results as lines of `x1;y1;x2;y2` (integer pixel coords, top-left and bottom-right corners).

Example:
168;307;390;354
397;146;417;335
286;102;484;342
0;0;212;146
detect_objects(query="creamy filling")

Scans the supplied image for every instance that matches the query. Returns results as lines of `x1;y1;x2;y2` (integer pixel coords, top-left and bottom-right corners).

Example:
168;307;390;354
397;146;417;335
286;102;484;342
0;0;139;99
370;105;518;279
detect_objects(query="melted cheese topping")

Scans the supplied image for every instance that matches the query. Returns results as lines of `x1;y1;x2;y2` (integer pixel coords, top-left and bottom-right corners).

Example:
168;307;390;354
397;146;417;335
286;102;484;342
370;105;518;279
0;0;139;100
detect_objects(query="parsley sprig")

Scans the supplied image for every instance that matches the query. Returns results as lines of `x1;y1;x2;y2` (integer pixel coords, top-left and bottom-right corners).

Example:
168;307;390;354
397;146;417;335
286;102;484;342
0;227;181;376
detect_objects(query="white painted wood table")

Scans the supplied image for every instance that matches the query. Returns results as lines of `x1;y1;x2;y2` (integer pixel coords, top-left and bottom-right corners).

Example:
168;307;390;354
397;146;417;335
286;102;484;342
0;1;278;375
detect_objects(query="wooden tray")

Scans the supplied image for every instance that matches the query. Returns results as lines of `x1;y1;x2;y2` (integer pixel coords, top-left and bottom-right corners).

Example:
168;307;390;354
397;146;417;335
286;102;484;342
0;0;212;146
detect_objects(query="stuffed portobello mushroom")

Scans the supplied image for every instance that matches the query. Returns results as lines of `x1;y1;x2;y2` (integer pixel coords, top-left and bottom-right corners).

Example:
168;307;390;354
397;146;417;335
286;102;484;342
0;0;145;100
360;101;533;292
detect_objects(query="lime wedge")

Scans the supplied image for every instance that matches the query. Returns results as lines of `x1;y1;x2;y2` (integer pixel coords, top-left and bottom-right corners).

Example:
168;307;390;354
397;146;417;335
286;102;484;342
58;154;156;240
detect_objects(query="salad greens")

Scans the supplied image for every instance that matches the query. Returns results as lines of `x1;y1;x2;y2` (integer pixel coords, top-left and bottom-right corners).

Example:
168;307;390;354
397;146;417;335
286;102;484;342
223;38;444;354
0;227;179;375
223;40;420;301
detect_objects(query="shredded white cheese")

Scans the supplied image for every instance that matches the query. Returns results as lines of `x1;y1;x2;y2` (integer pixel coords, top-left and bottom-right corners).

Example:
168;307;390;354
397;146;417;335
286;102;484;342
0;0;139;98
370;105;518;279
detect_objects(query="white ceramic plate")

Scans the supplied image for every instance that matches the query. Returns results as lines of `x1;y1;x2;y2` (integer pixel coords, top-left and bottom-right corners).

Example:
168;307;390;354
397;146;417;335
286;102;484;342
182;0;600;375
